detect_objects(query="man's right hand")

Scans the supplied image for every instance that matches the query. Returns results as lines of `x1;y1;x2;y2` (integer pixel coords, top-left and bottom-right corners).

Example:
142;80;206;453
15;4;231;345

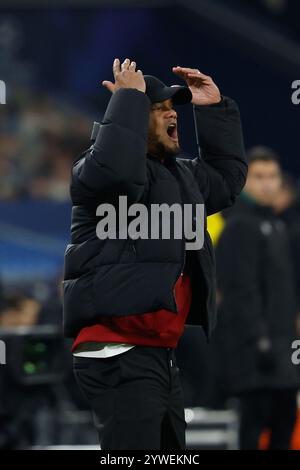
102;58;146;94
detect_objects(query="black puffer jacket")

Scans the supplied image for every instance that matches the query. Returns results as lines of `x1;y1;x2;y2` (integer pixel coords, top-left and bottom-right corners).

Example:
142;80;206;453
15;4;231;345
63;88;247;339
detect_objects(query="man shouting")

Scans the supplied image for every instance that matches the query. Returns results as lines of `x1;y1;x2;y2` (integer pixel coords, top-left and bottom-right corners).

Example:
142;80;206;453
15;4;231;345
63;57;247;450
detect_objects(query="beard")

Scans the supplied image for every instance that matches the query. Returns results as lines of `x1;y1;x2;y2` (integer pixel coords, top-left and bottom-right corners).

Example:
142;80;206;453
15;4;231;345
150;138;180;164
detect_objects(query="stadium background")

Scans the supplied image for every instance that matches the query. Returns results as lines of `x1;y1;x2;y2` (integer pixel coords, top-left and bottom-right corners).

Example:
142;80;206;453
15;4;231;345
0;0;299;449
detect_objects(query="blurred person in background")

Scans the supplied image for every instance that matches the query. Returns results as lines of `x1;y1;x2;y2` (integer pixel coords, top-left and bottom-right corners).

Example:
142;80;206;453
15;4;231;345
272;173;300;338
216;146;299;449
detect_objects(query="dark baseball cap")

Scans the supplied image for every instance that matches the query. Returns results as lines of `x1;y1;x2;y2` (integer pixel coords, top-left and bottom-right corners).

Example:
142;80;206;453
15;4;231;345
144;75;192;105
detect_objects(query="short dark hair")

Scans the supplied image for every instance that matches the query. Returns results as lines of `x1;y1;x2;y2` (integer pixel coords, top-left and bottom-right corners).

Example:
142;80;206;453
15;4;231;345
247;146;280;165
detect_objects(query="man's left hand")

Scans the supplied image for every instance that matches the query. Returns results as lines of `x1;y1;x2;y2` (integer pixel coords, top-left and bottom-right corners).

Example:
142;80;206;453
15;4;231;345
172;66;221;106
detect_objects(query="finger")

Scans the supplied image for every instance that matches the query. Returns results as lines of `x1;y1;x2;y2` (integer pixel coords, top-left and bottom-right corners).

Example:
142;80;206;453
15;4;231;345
172;67;185;75
175;66;209;79
172;66;194;75
121;58;130;71
187;73;211;81
172;67;191;78
102;80;115;93
172;66;185;72
188;70;210;79
129;61;136;71
113;58;120;77
173;66;199;74
172;68;188;79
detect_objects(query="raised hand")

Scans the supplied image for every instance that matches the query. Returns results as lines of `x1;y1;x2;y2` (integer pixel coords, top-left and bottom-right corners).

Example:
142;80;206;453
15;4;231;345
102;58;146;94
172;66;221;106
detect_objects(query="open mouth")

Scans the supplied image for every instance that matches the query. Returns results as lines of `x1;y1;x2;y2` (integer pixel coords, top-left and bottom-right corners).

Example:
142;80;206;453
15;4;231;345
167;123;178;142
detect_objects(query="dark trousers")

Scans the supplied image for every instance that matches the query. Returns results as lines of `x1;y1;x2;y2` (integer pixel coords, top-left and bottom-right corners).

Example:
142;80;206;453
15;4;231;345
238;389;298;450
73;345;186;450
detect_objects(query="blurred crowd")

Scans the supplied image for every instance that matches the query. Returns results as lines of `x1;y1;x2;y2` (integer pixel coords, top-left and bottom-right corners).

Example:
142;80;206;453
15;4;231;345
0;88;91;201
